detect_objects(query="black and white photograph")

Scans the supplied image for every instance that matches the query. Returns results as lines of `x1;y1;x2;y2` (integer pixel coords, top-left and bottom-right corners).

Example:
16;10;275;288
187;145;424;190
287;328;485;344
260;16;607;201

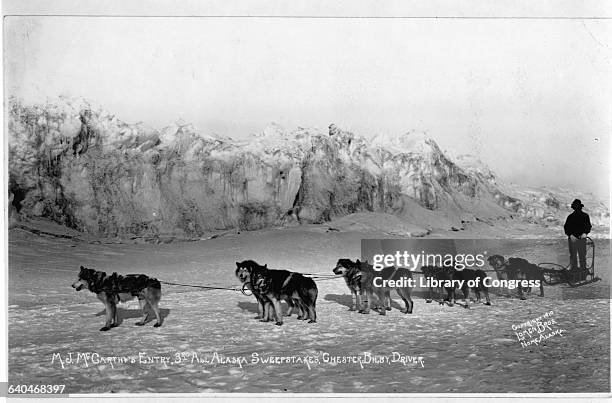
2;0;611;399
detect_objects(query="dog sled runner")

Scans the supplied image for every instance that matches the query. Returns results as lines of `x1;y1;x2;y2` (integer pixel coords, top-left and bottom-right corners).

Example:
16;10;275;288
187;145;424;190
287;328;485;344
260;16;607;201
538;237;600;287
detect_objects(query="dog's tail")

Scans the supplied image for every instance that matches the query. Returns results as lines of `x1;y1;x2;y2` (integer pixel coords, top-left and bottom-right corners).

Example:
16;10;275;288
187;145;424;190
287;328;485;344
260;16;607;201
307;280;318;322
310;282;318;308
298;277;318;322
304;277;318;304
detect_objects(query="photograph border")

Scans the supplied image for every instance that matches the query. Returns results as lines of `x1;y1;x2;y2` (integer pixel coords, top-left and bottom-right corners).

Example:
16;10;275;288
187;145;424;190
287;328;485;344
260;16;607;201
2;0;611;401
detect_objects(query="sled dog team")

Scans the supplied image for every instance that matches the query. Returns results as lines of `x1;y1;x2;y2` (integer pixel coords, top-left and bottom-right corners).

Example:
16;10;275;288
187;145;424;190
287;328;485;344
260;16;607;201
72;254;545;330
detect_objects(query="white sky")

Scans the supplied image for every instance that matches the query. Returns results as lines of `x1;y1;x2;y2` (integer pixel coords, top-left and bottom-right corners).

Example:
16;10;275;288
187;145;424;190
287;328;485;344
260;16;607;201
4;16;611;198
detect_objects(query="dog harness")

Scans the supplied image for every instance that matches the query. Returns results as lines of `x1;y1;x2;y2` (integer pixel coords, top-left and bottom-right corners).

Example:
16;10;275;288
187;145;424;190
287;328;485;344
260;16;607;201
281;273;294;288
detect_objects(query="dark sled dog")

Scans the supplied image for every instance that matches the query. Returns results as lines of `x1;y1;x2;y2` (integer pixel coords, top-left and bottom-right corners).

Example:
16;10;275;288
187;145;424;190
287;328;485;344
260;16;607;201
420;265;491;307
333;259;413;315
71;266;162;331
487;255;545;299
235;260;297;322
235;260;318;325
452;268;491;307
420;265;456;305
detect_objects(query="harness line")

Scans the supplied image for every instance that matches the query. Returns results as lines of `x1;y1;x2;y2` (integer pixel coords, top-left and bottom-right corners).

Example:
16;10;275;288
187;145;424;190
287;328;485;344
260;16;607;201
159;280;244;293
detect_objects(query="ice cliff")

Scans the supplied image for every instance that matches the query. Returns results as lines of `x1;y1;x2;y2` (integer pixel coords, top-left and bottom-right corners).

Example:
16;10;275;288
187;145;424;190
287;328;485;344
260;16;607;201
7;97;609;237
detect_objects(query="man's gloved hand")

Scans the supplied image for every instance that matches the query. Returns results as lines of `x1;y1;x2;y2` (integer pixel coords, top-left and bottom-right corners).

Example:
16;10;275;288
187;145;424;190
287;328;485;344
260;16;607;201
580;233;588;239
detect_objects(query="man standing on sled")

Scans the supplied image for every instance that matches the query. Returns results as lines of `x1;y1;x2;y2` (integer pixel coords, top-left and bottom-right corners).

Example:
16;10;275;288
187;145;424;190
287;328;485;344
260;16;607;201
563;199;592;272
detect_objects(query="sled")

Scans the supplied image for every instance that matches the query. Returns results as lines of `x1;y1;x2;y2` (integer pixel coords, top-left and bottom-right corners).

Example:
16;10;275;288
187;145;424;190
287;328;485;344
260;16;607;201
538;237;600;287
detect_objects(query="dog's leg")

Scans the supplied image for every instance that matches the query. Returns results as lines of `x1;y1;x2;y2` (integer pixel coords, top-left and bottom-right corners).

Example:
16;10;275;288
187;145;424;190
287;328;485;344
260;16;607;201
305;287;318;323
150;300;162;328
144;289;162;327
294;289;311;321
295;288;311;321
291;292;305;320
254;295;265;319
270;297;283;326
302;296;317;323
539;274;545;297
261;302;269;322
377;290;387;316
294;299;306;320
472;288;481;303
135;297;149;326
358;290;366;313
482;287;491;305
380;290;392;314
285;298;295;317
290;294;302;319
517;283;526;300
100;293;113;331
260;301;272;322
302;286;318;323
293;289;308;319
400;289;413;314
357;290;364;313
349;290;357;311
362;289;372;314
111;295;120;327
307;300;317;323
371;290;380;312
445;288;454;307
267;299;277;322
463;286;470;309
426;285;433;303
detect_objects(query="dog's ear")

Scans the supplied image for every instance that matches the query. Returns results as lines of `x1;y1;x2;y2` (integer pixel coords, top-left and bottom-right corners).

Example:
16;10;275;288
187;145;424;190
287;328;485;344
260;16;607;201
356;259;361;265
236;262;240;268
264;264;268;268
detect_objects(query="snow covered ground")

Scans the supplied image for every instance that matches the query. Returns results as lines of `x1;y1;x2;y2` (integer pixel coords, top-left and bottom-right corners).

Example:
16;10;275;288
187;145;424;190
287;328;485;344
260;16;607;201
7;219;610;393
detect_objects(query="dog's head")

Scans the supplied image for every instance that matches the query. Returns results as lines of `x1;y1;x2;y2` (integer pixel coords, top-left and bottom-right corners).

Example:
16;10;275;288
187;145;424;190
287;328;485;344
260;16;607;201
333;258;359;275
487;255;506;270
71;266;97;291
235;263;251;283
235;260;267;283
